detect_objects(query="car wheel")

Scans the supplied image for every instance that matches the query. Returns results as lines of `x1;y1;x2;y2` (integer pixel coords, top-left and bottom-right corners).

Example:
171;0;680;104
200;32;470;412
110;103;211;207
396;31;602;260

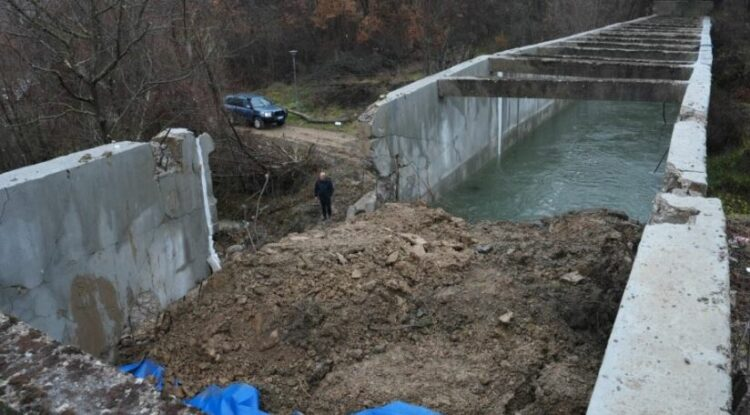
253;118;264;129
277;121;285;127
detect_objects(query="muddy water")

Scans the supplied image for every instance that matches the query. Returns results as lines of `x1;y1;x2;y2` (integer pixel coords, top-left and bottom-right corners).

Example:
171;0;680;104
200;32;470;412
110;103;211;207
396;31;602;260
436;101;678;223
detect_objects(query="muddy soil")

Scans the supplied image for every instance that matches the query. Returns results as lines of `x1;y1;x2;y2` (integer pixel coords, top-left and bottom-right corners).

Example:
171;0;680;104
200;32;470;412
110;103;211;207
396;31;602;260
120;204;642;414
729;217;750;414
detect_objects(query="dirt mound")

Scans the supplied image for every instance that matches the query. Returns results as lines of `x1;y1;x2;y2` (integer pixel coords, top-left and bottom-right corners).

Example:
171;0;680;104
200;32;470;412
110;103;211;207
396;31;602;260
120;204;642;414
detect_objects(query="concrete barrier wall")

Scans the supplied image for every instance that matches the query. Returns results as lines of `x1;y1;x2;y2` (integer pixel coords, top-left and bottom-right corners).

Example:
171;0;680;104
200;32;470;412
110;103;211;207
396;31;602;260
588;17;732;414
359;16;654;203
359;59;564;202
0;129;217;358
359;56;500;201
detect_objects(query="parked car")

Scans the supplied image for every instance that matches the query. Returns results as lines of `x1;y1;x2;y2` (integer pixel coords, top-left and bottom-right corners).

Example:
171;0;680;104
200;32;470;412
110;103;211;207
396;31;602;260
223;93;288;129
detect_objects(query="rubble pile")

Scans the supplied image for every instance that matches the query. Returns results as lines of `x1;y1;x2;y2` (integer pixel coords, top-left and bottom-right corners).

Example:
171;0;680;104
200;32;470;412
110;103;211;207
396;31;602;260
120;203;643;414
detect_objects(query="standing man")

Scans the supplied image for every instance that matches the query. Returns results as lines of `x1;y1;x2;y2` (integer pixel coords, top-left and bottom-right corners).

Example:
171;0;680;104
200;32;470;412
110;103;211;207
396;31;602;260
314;171;334;221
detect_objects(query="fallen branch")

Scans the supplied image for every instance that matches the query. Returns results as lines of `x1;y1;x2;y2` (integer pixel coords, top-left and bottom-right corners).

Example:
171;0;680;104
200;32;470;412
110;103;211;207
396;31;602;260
288;109;356;124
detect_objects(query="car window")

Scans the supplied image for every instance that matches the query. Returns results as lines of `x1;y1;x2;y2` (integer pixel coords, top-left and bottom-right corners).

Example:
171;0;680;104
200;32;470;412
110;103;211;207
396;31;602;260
250;97;271;107
226;97;240;106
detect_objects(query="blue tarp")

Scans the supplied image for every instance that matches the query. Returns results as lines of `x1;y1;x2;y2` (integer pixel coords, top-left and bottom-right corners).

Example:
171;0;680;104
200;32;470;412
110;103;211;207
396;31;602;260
353;401;441;415
185;384;268;415
120;361;439;415
119;359;166;391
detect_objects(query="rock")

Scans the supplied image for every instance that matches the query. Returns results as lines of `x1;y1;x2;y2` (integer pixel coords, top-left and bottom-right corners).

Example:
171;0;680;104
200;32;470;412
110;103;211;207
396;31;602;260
499;311;514;324
289;235;310;242
308;360;333;386
386;251;399;265
560;271;586;284
226;244;245;255
336;253;348;265
236;295;248;305
475;244;493;254
399;233;427;246
351;269;363;279
410;244;426;259
346;190;377;220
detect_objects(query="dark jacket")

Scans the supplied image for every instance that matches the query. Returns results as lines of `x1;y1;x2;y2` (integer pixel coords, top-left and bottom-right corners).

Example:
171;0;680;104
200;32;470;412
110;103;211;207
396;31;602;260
314;178;334;200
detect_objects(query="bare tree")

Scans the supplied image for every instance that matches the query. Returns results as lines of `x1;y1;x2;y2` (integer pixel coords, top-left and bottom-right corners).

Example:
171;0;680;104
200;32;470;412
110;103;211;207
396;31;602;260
1;0;193;144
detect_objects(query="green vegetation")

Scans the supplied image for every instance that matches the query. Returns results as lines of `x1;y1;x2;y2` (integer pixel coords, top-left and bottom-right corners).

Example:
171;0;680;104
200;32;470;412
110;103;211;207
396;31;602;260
261;82;360;134
708;1;750;215
259;68;425;135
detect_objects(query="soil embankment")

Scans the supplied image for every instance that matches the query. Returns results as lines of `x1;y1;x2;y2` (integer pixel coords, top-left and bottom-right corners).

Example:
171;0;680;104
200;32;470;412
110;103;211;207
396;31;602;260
121;203;642;414
729;217;750;414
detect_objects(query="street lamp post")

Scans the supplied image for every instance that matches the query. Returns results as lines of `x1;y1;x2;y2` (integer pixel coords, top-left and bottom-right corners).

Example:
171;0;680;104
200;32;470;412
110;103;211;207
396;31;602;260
289;50;299;109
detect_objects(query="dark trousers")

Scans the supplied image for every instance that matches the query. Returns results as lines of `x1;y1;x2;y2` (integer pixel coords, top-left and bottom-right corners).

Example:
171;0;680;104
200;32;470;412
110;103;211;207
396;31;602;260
319;197;332;219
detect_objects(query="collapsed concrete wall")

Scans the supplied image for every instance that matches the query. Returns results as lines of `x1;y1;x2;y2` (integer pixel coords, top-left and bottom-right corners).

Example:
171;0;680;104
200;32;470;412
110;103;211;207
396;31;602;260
0;129;218;358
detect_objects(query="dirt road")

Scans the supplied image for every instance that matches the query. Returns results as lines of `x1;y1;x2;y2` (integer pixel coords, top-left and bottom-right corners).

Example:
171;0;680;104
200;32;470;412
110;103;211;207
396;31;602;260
240;125;365;163
120;204;642;414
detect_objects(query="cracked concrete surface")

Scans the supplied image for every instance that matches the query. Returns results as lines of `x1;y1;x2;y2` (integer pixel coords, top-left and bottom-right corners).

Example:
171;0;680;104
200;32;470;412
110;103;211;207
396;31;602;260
0;312;193;413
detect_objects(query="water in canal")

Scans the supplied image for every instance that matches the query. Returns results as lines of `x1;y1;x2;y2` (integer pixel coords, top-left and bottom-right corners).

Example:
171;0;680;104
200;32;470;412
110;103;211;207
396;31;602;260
435;100;678;223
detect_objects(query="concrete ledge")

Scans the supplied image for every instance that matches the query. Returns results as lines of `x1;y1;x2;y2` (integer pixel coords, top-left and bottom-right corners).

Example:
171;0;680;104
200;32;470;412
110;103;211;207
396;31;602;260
665;17;712;196
533;46;698;61
587;194;731;415
664;120;708;195
559;40;699;51
489;56;694;80
437;76;687;102
0;312;192;413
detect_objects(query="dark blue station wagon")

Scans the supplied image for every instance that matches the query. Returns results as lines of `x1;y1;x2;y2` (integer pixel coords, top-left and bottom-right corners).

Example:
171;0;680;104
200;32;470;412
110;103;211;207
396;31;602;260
224;93;288;129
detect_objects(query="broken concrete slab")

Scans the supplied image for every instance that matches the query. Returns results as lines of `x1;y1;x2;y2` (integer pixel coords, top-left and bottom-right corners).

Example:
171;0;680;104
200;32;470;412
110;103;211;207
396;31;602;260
347;190;378;220
588;194;731;414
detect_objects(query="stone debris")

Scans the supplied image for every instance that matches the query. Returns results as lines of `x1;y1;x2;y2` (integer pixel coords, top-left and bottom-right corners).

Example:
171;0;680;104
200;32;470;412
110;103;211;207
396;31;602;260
226;244;245;255
475;244;493;254
385;251;400;265
409;244;427;259
560;271;587;284
499;311;514;324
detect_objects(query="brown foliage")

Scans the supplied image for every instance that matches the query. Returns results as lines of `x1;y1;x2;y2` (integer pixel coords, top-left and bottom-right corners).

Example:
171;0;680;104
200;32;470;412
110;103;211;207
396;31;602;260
0;0;652;174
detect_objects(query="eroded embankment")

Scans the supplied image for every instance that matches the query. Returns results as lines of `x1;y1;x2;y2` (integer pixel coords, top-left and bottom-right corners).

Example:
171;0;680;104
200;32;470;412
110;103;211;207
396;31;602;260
120;204;642;414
